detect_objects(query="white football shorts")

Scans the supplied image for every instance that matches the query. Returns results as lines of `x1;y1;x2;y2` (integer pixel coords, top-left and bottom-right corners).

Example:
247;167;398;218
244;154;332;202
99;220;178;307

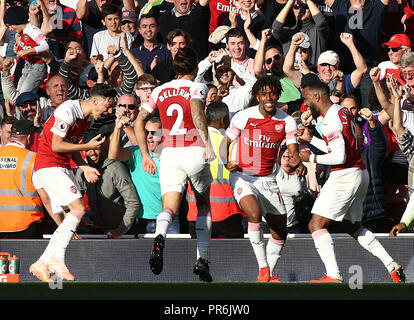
311;168;369;223
159;146;212;195
32;167;82;214
229;171;286;216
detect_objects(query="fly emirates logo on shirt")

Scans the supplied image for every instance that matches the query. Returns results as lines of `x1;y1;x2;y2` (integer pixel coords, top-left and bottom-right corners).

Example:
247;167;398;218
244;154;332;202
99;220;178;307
243;133;279;149
242;121;284;150
236;122;285;176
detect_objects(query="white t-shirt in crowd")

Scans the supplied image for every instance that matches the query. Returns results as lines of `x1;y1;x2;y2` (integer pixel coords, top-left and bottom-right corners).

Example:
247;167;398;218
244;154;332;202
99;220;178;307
90;30;134;60
378;60;398;79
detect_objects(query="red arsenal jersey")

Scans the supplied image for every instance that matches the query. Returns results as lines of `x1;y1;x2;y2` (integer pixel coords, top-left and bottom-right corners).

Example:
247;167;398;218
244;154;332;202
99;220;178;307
209;0;239;34
18;24;46;64
34;100;91;171
226;106;298;176
142;79;208;149
321;104;366;172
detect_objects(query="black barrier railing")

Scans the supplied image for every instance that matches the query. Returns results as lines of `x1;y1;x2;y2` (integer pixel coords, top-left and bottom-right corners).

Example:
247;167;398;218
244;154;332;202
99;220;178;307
0;236;413;282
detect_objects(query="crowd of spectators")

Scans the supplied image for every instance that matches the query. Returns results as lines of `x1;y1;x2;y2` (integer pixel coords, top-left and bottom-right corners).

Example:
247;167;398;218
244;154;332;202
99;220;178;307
0;0;414;239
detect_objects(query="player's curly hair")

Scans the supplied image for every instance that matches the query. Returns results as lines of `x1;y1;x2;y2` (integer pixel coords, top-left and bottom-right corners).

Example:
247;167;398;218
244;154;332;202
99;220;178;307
251;75;283;98
173;47;198;77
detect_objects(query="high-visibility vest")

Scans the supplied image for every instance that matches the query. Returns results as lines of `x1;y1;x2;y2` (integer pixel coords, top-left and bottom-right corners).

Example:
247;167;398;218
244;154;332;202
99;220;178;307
0;143;44;232
187;129;244;222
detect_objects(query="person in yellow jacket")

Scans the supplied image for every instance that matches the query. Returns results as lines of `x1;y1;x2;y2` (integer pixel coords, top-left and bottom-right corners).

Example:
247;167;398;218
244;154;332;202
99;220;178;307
0;119;44;239
187;101;246;238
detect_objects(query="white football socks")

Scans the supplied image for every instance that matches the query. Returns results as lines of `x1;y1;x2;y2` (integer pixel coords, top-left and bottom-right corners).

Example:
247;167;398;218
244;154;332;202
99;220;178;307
266;237;285;276
40;212;81;263
248;222;268;269
312;228;341;279
354;227;395;272
195;211;212;260
155;210;173;238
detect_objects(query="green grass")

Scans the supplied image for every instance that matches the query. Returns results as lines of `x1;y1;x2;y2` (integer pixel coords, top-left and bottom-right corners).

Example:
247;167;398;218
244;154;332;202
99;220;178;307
1;282;414;300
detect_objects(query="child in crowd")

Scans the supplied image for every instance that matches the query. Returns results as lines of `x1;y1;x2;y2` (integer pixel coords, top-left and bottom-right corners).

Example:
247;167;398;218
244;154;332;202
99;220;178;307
3;5;49;93
90;4;134;61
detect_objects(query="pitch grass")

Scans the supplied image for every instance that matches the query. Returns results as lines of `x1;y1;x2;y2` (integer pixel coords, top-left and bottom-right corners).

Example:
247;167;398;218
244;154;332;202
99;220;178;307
1;282;414;300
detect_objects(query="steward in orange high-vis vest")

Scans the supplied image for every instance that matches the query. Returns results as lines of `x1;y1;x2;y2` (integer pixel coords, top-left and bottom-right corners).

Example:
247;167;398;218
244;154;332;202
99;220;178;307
187;127;245;238
0;120;44;236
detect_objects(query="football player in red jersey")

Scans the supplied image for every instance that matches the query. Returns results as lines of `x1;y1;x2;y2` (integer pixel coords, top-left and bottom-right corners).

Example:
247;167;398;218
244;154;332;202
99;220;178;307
225;75;306;282
29;84;117;282
135;47;215;282
300;80;405;283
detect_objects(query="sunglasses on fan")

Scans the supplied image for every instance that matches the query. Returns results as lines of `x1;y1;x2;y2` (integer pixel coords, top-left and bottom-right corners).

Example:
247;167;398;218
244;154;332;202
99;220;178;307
117;104;136;110
265;54;281;65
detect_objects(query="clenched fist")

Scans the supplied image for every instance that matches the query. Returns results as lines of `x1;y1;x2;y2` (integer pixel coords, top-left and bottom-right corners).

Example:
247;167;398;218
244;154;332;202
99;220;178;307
358;108;373;121
301;109;313;127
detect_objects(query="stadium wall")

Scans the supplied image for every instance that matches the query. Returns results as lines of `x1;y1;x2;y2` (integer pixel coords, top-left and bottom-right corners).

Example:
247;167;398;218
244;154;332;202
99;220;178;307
1;234;413;282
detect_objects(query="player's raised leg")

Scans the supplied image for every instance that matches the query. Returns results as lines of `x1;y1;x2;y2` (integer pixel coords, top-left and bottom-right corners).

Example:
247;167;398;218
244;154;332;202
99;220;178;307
30;168;87;282
47;198;87;281
341;171;405;283
344;220;406;283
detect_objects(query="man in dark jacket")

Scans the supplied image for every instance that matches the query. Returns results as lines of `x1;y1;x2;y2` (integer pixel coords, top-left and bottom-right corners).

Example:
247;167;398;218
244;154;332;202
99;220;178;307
273;0;329;66
76;125;141;238
340;95;388;232
151;0;210;60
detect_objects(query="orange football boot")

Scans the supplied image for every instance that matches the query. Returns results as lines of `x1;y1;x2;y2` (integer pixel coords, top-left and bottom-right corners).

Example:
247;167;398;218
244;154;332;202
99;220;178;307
309;275;343;283
257;267;271;282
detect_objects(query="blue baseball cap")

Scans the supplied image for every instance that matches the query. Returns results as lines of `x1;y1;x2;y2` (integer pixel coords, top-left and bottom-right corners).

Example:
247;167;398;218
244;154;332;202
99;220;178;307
15;92;39;106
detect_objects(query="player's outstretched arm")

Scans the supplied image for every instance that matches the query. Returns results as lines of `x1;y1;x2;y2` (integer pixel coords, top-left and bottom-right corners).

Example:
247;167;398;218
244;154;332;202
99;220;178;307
191;98;215;162
190;98;209;145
